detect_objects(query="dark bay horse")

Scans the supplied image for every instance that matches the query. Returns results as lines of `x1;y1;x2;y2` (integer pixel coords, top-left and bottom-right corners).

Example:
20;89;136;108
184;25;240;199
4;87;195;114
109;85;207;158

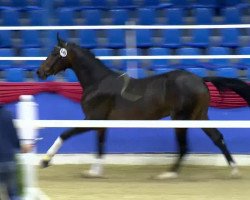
37;36;250;179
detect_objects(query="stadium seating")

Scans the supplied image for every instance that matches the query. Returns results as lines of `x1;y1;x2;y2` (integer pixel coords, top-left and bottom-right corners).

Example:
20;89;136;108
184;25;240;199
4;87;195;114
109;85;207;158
165;8;184;25
28;9;45;26
176;47;201;68
148;47;170;69
57;8;75;25
110;9;129;25
161;29;182;48
207;47;231;68
20;30;42;48
215;67;238;78
105;29;126;49
185;29;210;48
220;29;240;48
237;47;250;69
78;30;98;49
83;9;102;25
118;48;142;69
0;31;12;48
136;29;154;48
5;68;26;82
0;48;15;70
126;68;147;78
222;7;241;24
153;67;174;75
137;8;156;25
2;9;20;26
20;48;43;70
185;67;207;77
194;8;214;24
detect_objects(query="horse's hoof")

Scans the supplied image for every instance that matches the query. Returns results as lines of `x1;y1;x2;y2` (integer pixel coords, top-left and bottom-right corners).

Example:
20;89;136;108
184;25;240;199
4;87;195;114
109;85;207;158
81;170;105;179
154;172;178;180
230;168;241;179
40;159;50;169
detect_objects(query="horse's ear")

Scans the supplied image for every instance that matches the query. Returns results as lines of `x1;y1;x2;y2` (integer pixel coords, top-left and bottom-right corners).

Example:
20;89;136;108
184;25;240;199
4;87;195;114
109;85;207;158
57;33;66;47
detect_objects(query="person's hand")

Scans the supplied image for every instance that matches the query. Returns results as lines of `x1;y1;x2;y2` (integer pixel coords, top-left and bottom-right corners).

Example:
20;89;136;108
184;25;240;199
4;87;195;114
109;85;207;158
21;144;34;153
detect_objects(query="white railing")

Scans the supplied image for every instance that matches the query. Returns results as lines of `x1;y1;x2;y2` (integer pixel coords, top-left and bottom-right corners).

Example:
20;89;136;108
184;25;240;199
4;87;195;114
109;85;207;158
14;120;250;129
0;24;250;30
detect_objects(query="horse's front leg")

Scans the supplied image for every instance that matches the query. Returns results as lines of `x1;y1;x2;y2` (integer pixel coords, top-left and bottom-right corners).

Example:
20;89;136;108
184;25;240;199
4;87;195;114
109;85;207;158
40;127;93;168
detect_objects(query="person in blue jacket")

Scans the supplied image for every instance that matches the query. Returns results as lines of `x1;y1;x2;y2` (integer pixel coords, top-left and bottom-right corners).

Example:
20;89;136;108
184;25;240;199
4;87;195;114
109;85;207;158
0;103;31;200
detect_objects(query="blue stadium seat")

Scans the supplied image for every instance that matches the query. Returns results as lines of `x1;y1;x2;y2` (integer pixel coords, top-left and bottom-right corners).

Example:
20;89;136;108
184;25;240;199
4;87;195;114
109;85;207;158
127;68;147;78
0;31;12;48
165;8;184;25
118;48;141;69
106;29;125;49
20;30;42;48
111;9;129;25
91;48;113;68
115;0;136;9
222;7;241;24
185;67;207;77
0;48;15;70
62;0;81;8
207;47;230;68
148;47;170;69
5;68;26;82
137;8;156;25
194;8;213;24
78;30;97;49
58;8;75;25
83;9;102;25
154;67;174;75
28;9;45;25
136;29;153;48
191;0;217;8
215;68;238;78
237;47;250;69
2;9;20;26
87;0;108;10
223;0;240;6
20;48;43;70
64;69;78;82
169;0;188;8
177;47;201;68
220;29;240;48
161;29;182;48
186;29;210;48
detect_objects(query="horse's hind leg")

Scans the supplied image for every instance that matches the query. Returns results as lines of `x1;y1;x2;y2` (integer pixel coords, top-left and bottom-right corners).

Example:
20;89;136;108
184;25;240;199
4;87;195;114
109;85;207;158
83;128;107;178
41;127;92;168
202;125;240;178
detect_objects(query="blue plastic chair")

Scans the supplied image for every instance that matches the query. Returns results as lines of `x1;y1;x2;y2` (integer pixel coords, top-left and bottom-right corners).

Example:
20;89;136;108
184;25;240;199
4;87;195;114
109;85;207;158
194;8;213;24
191;0;217;8
28;9;45;25
177;47;201;68
165;8;184;25
111;9;129;25
220;29;240;48
88;0;108;9
0;31;12;48
64;69;78;82
237;47;250;69
215;68;238;78
115;0;136;9
222;7;241;24
78;30;97;49
0;48;15;70
20;30;42;48
154;67;174;75
62;0;81;7
5;68;26;82
106;29;125;49
148;47;170;69
2;9;20;26
57;8;75;25
207;47;230;68
118;48;141;69
137;8;156;25
185;67;207;77
136;29;153;48
92;48;113;68
186;29;210;48
169;0;188;8
161;29;182;49
83;9;102;25
21;48;43;70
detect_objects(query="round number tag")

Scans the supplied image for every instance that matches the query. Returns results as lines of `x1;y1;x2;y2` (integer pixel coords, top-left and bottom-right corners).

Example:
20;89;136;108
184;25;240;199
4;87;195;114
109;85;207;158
60;48;67;57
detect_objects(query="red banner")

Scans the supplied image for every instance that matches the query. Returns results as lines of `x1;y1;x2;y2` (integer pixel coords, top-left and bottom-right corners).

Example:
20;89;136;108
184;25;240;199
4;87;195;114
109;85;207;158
0;82;248;108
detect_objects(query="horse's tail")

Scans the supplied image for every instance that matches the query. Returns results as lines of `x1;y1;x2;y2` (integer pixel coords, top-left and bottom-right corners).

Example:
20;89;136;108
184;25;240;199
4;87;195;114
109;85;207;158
203;76;250;106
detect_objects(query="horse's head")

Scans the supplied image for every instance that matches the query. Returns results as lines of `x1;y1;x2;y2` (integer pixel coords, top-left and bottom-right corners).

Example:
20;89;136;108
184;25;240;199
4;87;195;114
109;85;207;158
37;34;71;80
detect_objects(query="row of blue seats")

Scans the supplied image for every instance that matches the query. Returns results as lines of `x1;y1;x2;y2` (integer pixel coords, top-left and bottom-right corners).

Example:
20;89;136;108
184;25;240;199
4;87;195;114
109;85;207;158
1;47;250;70
0;7;248;26
0;28;246;49
1;67;249;82
3;0;246;10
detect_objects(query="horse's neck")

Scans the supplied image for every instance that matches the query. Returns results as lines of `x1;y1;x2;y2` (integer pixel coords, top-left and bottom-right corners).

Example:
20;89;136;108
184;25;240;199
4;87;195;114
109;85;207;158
71;57;117;89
